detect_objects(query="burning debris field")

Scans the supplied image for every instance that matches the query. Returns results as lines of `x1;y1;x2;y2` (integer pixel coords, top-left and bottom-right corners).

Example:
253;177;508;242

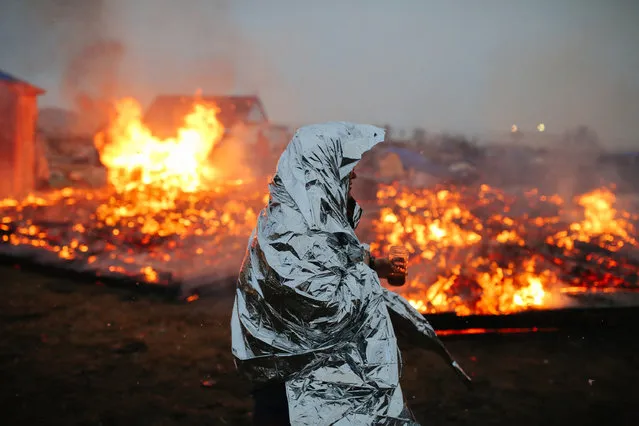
1;98;266;295
2;97;639;318
371;184;639;316
0;186;264;292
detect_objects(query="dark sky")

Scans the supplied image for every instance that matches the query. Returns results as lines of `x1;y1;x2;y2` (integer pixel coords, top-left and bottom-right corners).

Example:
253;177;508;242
1;0;638;145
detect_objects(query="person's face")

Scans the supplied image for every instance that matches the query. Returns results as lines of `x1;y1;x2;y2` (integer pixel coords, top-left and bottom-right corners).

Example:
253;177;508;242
348;170;357;197
346;170;358;227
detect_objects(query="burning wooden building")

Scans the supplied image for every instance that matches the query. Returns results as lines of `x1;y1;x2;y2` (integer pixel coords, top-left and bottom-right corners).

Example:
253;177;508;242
144;94;269;142
0;70;45;199
143;94;280;177
1;96;267;295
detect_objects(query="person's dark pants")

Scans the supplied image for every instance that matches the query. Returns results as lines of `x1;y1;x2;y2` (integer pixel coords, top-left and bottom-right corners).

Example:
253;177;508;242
251;381;417;424
252;381;290;426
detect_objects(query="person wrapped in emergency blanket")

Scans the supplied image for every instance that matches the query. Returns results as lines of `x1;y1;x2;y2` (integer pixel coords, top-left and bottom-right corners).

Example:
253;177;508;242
231;122;471;425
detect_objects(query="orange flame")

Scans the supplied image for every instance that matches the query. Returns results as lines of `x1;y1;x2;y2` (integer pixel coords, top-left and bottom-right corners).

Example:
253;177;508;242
549;188;638;252
1;99;637;316
0;96;264;283
94;97;224;213
373;184;638;316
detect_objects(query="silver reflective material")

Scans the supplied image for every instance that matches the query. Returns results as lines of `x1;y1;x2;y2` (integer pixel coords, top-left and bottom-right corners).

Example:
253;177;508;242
231;122;470;425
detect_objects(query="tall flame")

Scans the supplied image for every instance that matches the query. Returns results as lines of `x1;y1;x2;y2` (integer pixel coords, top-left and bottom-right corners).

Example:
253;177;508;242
94;97;224;215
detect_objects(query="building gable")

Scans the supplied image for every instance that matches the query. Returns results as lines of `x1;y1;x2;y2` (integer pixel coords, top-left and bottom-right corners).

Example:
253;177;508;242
246;102;265;123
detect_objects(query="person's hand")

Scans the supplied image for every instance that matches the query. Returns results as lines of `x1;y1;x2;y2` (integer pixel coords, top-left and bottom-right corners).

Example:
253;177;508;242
371;257;408;280
370;258;391;278
390;256;407;276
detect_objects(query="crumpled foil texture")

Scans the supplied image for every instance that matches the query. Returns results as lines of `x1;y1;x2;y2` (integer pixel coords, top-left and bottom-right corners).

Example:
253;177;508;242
231;122;469;425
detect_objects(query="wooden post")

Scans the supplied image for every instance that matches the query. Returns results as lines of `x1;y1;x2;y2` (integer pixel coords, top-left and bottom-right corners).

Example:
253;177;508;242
0;80;43;199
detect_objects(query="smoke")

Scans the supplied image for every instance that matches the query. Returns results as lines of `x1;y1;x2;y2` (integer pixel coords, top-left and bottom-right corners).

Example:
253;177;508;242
483;32;637;194
0;0;110;95
208;124;257;183
482;4;639;145
0;0;278;118
63;39;126;132
102;0;277;107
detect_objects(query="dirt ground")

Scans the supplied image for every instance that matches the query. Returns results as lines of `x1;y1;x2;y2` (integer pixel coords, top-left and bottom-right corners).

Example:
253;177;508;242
1;265;637;426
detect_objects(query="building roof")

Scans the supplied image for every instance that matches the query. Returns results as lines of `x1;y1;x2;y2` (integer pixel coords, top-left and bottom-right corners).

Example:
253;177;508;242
144;95;268;138
0;69;45;94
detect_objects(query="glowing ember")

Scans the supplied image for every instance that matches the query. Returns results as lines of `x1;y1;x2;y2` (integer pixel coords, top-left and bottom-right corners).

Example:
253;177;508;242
94;97;225;226
549;188;638;252
371;184;639;316
1;100;638;315
0;96;264;287
436;327;558;336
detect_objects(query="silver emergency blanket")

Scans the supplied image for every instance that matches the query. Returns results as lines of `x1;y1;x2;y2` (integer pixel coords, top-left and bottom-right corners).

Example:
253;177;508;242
231;122;470;425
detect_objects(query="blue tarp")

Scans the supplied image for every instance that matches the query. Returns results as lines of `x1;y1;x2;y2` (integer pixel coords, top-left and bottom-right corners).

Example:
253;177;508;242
0;69;44;93
381;146;450;177
0;69;22;83
599;151;639;161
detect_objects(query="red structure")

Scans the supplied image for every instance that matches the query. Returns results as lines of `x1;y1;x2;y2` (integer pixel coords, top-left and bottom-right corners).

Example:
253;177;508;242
0;70;45;198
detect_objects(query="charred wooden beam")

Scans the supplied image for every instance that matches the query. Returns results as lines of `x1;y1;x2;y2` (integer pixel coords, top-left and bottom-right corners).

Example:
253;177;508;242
0;253;181;299
426;305;639;335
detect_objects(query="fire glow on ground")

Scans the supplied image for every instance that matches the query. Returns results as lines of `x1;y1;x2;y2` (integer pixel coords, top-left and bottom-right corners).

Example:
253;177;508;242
1;96;638;315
